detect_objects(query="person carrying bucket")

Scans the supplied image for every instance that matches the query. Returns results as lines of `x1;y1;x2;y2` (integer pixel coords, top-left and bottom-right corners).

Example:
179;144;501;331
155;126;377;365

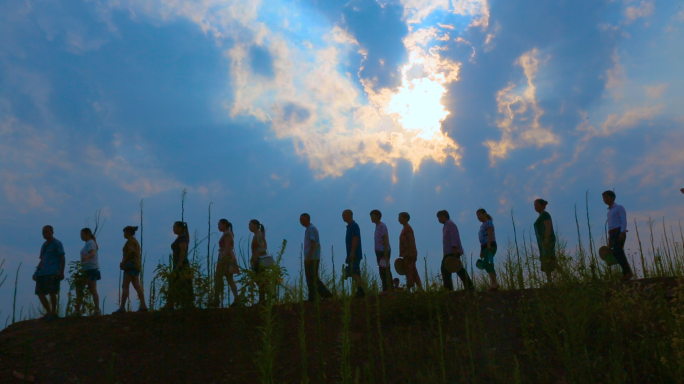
476;209;499;292
437;210;474;291
603;191;634;281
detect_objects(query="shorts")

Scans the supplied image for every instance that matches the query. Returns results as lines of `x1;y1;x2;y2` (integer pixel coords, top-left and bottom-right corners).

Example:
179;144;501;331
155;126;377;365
479;244;497;275
35;275;61;295
539;242;557;273
83;269;102;281
345;256;362;277
124;268;140;277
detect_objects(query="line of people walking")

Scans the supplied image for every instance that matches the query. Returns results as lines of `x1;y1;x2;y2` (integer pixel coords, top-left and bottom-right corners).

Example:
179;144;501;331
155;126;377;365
31;190;633;319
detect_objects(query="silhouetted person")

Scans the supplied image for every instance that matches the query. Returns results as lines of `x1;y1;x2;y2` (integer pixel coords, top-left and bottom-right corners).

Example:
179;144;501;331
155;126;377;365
534;199;559;282
72;228;101;316
300;213;332;302
397;212;423;292
603;191;634;281
33;225;65;320
476;209;499;291
436;210;474;291
250;219;270;303
343;209;365;298
116;226;148;313
370;209;393;293
163;221;194;310
212;219;240;307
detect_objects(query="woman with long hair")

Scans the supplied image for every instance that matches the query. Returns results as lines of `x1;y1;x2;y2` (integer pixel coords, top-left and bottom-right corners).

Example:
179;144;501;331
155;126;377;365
398;212;423;292
476;208;499;291
163;221;195;309
73;228;101;316
114;226;148;313
249;219;269;303
534;199;558;282
212;219;239;307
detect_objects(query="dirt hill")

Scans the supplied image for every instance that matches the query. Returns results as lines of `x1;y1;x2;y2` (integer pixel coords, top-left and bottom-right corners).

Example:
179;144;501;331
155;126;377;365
0;277;680;383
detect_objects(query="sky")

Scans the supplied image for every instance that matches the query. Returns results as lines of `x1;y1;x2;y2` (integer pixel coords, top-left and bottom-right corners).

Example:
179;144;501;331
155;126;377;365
1;0;683;319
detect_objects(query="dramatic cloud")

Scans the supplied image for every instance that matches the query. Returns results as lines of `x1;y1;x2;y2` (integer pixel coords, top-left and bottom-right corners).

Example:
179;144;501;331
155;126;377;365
485;49;558;163
110;0;465;177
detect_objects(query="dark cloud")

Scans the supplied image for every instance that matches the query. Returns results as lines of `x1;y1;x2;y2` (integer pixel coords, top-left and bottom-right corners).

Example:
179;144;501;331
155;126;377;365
302;0;408;90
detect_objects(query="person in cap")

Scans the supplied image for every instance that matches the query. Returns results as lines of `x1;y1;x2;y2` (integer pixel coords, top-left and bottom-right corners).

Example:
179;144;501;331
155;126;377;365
370;209;393;293
603;191;634;281
476;209;499;291
343;209;365;298
300;213;333;302
534;199;558;282
436;210;474;291
398;212;423;292
33;225;65;320
115;226;148;313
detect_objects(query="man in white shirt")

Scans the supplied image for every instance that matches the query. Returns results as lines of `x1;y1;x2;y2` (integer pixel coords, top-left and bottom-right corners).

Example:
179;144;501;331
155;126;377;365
602;191;634;281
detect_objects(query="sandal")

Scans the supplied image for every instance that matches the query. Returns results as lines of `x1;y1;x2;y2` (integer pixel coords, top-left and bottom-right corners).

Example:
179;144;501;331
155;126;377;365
112;308;126;314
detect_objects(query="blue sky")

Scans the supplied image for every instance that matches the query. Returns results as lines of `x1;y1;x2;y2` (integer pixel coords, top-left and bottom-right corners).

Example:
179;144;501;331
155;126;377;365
1;0;683;318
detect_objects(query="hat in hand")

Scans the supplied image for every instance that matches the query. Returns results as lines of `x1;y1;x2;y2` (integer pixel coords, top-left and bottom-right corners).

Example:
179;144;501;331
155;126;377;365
444;256;463;273
394;258;406;276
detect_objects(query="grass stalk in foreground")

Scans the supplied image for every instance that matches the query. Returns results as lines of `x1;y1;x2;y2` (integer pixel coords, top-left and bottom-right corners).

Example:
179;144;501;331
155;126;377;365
340;277;352;384
374;292;387;384
297;251;309;384
12;262;21;324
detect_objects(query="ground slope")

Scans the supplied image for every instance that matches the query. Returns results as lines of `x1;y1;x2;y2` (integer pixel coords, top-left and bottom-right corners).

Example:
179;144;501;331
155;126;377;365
0;277;680;384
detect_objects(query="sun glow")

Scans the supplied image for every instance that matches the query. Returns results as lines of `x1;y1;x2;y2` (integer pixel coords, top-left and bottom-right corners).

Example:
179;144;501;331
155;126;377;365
386;65;450;140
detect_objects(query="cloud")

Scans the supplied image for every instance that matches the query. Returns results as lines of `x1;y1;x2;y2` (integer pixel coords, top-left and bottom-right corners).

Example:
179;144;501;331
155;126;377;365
111;1;463;178
400;0;489;27
604;50;625;100
485;49;558;163
452;0;490;29
644;84;666;98
577;105;663;140
625;134;684;188
624;0;655;24
401;0;449;24
0;91;182;212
